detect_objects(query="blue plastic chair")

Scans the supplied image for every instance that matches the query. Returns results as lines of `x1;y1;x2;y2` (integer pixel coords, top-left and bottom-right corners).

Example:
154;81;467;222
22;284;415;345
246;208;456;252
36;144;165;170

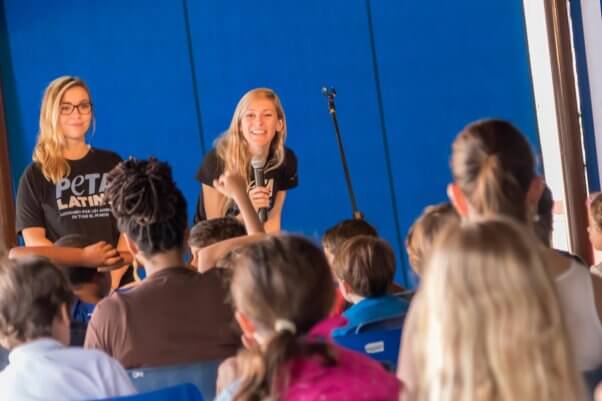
95;383;203;401
333;313;405;371
127;360;221;401
0;346;8;372
583;364;602;399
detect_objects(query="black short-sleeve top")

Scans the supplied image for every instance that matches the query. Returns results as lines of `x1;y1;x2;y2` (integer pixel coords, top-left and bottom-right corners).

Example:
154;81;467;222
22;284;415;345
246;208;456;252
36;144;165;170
194;146;298;223
15;148;122;246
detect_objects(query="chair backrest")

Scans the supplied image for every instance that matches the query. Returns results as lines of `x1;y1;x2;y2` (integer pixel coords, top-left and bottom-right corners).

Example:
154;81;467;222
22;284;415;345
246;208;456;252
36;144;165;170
0;346;8;372
334;313;406;370
70;320;88;346
583;364;602;399
95;383;204;401
355;313;406;333
127;360;221;401
334;326;402;371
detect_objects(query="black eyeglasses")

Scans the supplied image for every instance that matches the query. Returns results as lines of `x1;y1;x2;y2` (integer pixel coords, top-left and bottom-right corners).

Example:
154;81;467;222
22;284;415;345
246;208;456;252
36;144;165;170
59;102;93;115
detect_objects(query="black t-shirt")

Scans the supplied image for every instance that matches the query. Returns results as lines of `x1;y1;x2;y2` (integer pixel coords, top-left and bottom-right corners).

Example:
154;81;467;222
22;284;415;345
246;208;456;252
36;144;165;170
15;148;122;246
194;147;298;223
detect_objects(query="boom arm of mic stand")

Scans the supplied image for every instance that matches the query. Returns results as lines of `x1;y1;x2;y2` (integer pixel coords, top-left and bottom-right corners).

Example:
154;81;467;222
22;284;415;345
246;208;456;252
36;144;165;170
325;94;363;220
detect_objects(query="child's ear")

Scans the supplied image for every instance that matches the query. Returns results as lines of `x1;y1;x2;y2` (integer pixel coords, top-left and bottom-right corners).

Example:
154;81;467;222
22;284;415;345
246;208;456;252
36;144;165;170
323;247;334;267
338;279;353;300
58;303;70;325
235;311;256;337
447;183;469;217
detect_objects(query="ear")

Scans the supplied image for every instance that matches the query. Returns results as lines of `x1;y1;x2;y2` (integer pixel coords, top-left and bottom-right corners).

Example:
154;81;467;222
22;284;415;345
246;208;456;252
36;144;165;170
323;247;334;267
276;118;284;133
53;303;71;346
235;311;257;338
338;279;353;301
58;303;70;325
189;245;199;268
526;176;545;210
447;183;469;217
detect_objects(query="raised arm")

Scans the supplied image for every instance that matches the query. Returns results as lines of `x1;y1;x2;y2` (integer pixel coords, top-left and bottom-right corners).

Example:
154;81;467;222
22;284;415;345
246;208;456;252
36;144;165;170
193;173;266;273
213;173;264;235
194;233;266;273
202;184;228;219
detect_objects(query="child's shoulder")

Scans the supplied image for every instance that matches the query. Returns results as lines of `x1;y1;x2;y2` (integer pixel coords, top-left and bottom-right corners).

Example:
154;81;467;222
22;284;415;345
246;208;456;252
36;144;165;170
287;343;401;401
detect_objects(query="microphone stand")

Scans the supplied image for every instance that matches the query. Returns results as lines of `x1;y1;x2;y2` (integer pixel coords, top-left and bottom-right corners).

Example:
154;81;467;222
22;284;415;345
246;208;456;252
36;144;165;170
321;86;363;220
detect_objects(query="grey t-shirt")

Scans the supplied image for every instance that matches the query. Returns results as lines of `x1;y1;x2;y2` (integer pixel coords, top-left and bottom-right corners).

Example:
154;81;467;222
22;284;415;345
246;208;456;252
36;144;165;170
15;148;122;245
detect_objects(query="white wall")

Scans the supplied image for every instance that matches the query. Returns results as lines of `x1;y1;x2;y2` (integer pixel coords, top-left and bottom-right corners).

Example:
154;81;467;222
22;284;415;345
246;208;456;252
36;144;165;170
523;0;572;252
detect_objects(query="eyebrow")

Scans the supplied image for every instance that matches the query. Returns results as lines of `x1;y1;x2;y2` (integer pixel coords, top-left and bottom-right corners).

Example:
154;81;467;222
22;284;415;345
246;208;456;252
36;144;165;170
60;100;90;104
245;109;274;113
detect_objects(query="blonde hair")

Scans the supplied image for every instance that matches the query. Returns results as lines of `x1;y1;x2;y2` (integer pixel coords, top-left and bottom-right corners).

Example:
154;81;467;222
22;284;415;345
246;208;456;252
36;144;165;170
215;88;287;214
406;202;459;276
32;76;93;183
413;218;583;401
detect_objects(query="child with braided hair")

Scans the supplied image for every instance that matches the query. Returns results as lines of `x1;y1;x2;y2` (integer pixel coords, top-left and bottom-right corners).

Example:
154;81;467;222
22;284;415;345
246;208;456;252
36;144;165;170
84;157;241;368
215;235;401;401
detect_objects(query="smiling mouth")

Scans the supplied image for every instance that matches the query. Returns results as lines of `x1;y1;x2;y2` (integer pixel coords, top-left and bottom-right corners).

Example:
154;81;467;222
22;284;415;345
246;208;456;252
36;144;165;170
250;130;267;135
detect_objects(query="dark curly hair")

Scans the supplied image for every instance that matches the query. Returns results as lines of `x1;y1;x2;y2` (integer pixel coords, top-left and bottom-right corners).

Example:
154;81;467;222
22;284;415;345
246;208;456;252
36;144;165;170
105;157;187;255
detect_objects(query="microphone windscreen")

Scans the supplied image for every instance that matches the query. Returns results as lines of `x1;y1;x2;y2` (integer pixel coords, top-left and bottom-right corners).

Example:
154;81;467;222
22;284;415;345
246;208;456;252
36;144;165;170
251;156;267;169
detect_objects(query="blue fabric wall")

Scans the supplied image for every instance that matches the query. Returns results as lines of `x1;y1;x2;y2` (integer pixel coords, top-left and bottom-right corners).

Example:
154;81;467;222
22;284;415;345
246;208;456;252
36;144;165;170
0;0;539;287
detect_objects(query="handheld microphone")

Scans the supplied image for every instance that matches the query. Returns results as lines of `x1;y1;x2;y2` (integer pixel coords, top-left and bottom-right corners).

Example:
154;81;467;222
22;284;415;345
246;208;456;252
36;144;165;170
251;156;268;223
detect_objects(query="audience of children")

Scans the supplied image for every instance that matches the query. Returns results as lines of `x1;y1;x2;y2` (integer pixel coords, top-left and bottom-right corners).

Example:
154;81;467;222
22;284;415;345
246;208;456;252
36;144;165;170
214;235;401;401
399;119;602;397
411;218;585;401
4;115;602;400
446;119;602;372
84;157;241;368
0;257;135;401
331;235;409;336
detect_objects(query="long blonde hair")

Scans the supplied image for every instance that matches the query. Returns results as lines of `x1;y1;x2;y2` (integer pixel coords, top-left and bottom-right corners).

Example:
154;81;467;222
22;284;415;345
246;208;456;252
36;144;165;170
32;76;93;183
413;218;583;401
215;88;287;214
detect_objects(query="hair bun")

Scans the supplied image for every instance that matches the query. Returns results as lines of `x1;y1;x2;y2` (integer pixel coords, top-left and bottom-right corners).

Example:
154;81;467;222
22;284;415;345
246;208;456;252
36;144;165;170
106;157;178;225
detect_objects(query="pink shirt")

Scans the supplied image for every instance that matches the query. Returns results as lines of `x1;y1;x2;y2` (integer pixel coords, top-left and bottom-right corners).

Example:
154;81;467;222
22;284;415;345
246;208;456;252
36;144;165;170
282;316;402;401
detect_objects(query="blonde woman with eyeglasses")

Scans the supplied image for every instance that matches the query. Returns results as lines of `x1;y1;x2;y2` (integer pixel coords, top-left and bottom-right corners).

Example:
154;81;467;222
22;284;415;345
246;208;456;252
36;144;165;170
411;218;584;401
15;76;130;288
